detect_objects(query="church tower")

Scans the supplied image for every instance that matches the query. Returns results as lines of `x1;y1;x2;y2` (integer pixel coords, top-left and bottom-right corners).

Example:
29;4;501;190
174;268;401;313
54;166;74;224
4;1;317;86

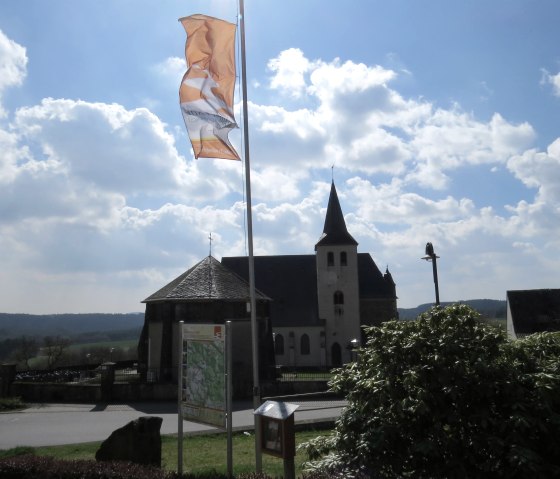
315;182;361;366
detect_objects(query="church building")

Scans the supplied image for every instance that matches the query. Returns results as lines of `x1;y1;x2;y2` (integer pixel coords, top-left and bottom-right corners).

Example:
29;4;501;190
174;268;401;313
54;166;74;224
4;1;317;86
139;181;398;381
222;181;398;367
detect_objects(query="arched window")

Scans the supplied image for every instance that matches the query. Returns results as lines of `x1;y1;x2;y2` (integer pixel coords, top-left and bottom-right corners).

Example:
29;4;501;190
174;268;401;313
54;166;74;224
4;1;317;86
334;291;344;317
300;334;310;355
327;251;334;267
340;251;347;266
274;334;284;355
334;291;344;305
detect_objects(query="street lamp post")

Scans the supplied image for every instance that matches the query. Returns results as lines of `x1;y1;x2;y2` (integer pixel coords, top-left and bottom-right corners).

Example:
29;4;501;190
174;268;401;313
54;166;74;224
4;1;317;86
347;338;359;362
422;242;440;306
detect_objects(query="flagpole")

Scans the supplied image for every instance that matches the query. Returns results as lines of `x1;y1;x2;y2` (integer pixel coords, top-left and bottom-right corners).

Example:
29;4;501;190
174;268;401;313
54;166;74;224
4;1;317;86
239;0;263;472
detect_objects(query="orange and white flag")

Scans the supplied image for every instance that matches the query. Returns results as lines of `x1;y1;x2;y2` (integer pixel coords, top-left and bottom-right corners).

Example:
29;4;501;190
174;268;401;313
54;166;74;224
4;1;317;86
179;14;240;160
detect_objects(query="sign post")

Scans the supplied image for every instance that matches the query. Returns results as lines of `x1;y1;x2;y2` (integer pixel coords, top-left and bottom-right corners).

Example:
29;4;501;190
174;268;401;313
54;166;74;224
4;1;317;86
254;401;299;479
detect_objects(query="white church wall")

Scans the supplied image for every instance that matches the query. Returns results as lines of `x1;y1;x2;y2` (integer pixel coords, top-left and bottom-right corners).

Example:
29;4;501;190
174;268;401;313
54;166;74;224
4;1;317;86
273;326;325;368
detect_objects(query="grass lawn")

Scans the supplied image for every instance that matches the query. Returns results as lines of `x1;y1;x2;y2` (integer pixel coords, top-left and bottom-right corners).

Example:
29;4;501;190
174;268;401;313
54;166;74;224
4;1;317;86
67;339;139;351
1;428;332;477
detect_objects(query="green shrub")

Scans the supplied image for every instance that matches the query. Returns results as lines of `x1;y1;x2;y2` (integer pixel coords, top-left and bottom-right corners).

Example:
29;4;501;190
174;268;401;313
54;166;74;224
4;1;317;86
0;454;348;478
300;304;560;478
0;397;27;412
0;455;170;479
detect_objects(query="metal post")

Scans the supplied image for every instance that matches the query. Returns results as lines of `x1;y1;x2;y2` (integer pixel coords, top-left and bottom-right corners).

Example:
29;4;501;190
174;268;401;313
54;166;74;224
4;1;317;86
177;321;184;475
422;243;441;306
284;457;296;479
226;321;233;478
432;255;440;306
238;0;262;471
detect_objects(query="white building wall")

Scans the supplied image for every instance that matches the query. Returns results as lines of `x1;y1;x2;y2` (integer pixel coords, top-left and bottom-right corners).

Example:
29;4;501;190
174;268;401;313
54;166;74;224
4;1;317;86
273;326;325;368
506;301;517;339
316;244;361;366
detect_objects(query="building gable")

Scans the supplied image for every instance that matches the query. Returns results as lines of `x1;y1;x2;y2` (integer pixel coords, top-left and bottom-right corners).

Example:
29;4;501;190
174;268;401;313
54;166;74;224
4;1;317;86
507;289;560;337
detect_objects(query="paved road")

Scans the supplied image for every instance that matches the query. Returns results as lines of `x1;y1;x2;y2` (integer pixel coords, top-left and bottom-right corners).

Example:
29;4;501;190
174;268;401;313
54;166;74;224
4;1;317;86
0;400;346;449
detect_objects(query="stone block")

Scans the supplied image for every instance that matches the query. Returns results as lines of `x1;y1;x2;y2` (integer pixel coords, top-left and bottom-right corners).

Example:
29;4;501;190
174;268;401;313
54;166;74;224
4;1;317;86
95;416;163;467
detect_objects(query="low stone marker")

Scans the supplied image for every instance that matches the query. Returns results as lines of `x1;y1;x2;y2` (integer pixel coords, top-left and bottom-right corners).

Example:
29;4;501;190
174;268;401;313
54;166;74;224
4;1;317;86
95;416;163;467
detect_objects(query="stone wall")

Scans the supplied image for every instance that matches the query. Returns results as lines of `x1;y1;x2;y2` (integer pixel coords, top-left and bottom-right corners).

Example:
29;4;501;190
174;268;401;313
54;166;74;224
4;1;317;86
10;380;327;403
10;382;177;403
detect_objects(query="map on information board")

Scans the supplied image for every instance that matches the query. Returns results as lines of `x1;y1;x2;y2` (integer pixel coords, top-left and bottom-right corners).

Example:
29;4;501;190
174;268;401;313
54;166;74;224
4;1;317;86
181;324;226;428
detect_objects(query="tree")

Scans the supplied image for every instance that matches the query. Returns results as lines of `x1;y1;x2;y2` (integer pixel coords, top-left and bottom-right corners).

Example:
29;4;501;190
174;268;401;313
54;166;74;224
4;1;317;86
12;336;39;370
43;335;71;369
300;304;560;478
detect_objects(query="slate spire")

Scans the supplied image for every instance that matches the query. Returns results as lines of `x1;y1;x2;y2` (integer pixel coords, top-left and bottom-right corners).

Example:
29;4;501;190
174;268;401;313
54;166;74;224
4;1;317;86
315;181;358;249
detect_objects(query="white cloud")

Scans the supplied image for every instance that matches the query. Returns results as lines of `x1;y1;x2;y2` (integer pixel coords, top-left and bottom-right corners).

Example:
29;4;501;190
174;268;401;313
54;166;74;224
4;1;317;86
2;27;559;312
13;99;183;193
541;68;560;97
267;48;312;98
408;111;535;189
0;29;27;117
506;138;560;237
346;177;475;225
259;51;536;191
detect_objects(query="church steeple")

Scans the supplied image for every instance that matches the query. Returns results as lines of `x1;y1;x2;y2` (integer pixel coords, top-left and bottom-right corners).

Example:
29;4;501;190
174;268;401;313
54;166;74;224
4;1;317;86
315;181;358;250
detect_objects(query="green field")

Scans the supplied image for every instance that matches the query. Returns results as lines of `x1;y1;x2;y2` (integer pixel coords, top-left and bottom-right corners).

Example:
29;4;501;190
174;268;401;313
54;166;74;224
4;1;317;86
25;339;139;368
1;428;332;477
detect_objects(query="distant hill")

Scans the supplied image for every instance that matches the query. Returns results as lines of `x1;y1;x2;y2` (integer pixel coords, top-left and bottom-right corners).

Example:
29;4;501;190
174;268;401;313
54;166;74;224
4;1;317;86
398;299;507;321
0;312;144;340
0;301;507;339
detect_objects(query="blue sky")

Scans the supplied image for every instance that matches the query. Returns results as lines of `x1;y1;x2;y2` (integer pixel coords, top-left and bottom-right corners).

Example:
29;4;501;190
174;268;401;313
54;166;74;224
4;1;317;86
1;0;559;313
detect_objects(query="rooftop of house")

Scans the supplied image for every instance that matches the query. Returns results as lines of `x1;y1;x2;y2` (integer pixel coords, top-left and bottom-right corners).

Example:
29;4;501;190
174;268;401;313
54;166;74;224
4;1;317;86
507;289;560;335
143;255;270;303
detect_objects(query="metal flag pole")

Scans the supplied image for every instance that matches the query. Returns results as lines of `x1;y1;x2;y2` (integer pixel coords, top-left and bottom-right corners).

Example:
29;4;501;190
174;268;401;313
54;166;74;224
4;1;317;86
177;320;184;475
226;321;233;478
238;0;263;472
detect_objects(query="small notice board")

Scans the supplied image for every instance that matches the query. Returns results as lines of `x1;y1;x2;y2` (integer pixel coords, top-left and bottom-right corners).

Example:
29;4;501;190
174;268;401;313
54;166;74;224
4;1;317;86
254;400;299;459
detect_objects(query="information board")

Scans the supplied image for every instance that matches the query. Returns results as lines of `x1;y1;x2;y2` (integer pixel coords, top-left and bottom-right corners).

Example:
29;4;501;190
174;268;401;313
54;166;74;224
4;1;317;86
181;323;226;428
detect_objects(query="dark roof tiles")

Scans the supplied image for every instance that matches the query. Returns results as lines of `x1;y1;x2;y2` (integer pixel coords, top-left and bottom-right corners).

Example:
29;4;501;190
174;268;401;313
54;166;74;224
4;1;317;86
143;256;270;303
223;255;320;327
315;182;358;248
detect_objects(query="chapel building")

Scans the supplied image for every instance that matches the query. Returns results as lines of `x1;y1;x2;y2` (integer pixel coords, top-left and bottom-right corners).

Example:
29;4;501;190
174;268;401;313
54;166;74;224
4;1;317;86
139;181;398;380
222;181;398;367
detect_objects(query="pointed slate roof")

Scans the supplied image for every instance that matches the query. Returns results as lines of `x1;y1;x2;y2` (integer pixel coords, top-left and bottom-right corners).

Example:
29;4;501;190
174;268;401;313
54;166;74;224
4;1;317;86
143;255;270;303
357;254;398;299
315;181;358;249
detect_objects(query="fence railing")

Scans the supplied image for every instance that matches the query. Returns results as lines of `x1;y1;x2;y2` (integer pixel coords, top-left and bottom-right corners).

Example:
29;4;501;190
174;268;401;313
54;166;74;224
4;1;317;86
14;361;143;384
14;363;334;384
276;366;333;382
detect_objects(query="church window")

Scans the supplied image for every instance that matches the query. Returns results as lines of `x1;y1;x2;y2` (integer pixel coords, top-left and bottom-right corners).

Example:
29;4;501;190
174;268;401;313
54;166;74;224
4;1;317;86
327;251;334;267
300;334;310;355
340;251;347;266
275;334;284;355
334;291;344;317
